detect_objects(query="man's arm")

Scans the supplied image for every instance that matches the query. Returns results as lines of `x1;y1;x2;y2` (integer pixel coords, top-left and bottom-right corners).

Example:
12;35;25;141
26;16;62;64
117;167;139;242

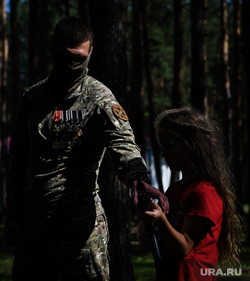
101;104;168;212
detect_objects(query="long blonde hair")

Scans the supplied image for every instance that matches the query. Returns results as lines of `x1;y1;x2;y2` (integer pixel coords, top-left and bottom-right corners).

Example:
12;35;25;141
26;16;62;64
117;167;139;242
155;107;243;265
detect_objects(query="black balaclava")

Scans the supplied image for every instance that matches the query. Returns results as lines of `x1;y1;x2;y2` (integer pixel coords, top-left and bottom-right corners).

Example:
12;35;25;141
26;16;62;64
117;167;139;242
50;46;93;94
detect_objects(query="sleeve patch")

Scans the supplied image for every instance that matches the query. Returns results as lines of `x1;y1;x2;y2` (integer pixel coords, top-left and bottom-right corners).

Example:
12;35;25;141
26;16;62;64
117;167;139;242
112;104;129;121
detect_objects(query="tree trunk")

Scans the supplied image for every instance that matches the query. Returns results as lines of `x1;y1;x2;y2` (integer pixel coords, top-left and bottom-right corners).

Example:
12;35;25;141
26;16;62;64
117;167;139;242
231;0;244;210
28;0;41;85
128;0;146;158
29;0;50;83
141;0;164;193
88;1;135;280
88;0;128;104
77;0;91;25
204;0;208;115
241;0;250;242
39;0;49;79
0;0;8;215
172;0;183;108
220;0;232;159
64;0;70;16
98;154;135;281
170;0;184;184
190;0;206;112
10;0;20;120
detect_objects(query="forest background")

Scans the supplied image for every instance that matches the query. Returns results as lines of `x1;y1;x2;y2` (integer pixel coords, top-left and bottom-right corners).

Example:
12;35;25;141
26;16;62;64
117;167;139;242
0;0;250;280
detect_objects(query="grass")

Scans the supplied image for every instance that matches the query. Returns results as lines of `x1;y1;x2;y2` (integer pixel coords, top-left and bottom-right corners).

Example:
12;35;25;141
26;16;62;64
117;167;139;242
0;219;14;281
0;242;13;280
0;254;13;281
130;242;250;280
1;220;250;281
131;241;155;281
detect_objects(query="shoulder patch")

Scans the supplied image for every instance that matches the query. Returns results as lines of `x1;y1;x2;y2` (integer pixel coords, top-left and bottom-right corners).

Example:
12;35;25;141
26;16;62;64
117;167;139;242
112;104;129;121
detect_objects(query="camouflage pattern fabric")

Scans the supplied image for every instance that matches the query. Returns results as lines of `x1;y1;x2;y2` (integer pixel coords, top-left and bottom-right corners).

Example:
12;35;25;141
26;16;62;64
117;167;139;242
6;75;147;280
12;194;109;281
79;195;110;280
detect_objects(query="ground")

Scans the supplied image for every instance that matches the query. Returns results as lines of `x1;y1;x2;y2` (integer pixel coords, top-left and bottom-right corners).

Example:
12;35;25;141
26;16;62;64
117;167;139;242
1;218;250;280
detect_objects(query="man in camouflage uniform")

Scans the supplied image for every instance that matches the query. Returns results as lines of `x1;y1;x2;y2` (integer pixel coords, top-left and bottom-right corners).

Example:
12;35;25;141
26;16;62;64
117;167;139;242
5;16;167;281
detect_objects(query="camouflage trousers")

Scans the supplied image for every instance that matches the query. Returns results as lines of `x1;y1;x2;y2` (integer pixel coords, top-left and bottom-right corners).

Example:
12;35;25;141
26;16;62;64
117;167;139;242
12;208;110;280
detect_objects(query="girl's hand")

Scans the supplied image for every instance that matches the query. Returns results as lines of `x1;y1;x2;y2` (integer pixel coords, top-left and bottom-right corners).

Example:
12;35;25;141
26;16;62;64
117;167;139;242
142;198;165;224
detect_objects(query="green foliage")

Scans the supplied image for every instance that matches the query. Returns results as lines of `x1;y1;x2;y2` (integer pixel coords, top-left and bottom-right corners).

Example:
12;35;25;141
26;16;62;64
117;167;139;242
0;254;13;281
146;0;174;114
131;241;250;280
0;222;13;281
0;222;250;280
131;242;155;281
127;0;193;116
8;0;244;119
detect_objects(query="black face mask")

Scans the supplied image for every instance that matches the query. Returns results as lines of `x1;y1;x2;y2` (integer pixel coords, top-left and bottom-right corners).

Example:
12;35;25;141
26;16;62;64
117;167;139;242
51;47;93;93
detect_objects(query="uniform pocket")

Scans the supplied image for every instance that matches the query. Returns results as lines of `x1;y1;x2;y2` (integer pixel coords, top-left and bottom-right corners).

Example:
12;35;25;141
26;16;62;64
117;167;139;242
79;214;110;280
80;247;97;279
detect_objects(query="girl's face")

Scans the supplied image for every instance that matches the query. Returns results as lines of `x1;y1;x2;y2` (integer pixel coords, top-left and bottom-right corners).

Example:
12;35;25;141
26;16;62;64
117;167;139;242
157;129;193;175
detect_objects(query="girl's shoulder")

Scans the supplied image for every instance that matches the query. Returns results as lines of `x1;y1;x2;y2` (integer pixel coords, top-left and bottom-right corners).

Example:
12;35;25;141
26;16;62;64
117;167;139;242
184;180;223;223
182;179;222;203
166;179;223;210
190;179;221;200
166;178;213;195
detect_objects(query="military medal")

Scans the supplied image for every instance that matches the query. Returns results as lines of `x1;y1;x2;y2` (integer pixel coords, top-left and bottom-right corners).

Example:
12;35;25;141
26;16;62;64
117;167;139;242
40;109;87;150
52;111;62;122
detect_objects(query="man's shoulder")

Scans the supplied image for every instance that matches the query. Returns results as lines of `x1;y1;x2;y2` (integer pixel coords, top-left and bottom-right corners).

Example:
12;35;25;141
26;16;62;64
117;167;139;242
19;78;48;110
23;78;48;98
84;76;117;105
84;76;129;126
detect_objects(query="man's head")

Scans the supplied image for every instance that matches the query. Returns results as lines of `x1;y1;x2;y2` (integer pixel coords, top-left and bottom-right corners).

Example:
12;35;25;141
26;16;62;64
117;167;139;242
50;16;94;92
51;16;94;58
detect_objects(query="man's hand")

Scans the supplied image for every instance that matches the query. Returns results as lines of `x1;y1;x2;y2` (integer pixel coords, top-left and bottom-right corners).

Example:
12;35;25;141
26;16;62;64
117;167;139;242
133;180;169;214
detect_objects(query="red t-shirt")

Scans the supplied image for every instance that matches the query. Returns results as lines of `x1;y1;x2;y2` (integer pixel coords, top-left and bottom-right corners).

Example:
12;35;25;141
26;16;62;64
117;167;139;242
156;179;223;281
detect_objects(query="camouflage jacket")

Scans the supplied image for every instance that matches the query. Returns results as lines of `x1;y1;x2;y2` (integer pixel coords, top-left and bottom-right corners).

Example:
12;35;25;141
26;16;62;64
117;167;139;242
6;75;147;221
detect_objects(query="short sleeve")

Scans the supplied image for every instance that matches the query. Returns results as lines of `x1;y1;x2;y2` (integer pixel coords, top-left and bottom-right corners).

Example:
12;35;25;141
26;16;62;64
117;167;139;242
184;183;223;225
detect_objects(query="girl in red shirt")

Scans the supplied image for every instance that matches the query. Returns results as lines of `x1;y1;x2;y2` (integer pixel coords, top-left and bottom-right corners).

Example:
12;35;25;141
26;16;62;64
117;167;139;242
137;107;242;281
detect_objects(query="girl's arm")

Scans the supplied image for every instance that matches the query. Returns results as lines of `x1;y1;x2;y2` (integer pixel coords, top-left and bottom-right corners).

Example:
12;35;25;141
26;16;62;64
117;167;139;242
143;198;209;259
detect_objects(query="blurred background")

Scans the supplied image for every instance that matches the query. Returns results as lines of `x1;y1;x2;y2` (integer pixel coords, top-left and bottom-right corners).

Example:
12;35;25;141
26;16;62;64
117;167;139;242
0;0;250;280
